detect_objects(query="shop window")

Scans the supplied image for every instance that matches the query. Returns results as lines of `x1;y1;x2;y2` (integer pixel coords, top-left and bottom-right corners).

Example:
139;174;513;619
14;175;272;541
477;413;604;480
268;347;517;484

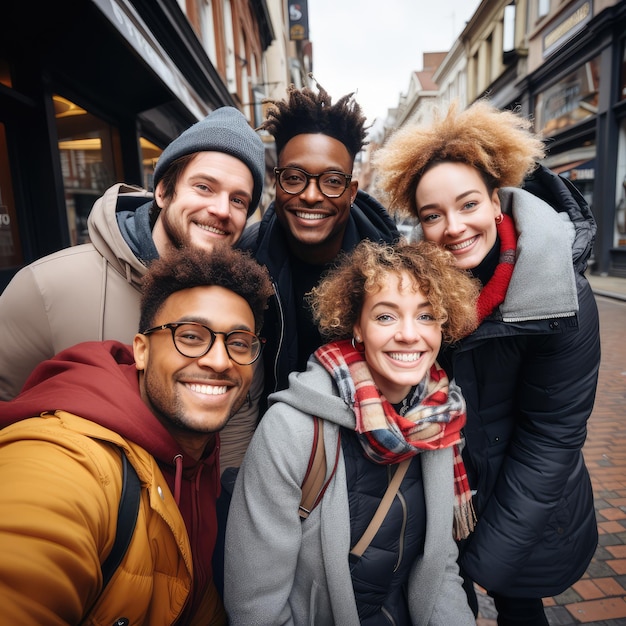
200;0;217;67
54;95;123;246
620;43;626;100
616;176;626;247
140;137;162;191
616;122;626;247
503;3;516;55
223;0;237;93
240;28;249;109
0;58;12;88
0;123;22;268
553;156;595;209
534;56;600;136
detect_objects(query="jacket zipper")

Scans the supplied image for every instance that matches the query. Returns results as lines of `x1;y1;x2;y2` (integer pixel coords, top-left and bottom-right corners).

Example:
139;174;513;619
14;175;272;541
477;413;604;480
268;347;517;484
394;488;408;573
381;605;397;625
271;279;285;393
382;464;408;574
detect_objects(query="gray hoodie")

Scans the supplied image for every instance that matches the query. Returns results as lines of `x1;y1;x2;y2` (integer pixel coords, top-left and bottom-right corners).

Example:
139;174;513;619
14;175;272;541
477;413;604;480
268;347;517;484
224;357;476;625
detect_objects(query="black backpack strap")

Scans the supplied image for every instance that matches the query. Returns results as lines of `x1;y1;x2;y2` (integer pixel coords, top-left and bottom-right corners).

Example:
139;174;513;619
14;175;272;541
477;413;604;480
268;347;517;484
100;452;141;588
80;452;142;624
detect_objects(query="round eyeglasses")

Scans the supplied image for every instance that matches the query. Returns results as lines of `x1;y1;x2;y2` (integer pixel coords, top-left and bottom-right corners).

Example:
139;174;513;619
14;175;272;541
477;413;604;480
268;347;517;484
141;322;265;366
274;166;352;198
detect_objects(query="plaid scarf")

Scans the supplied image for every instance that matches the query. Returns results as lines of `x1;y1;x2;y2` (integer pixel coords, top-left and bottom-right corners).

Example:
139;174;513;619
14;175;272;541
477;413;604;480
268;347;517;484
315;339;476;540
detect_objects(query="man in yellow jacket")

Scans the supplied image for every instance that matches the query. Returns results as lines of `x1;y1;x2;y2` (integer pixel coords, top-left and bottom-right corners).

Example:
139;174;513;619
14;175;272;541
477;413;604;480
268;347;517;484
0;244;272;625
0;106;266;472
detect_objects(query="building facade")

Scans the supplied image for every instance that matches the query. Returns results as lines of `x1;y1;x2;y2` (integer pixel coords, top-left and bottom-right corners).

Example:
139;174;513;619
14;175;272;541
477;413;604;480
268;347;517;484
522;0;626;276
376;0;626;277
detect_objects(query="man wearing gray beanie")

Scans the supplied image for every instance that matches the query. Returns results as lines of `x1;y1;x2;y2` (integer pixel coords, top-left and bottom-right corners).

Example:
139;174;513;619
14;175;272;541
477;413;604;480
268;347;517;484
148;106;265;258
0;105;266;472
153;106;264;212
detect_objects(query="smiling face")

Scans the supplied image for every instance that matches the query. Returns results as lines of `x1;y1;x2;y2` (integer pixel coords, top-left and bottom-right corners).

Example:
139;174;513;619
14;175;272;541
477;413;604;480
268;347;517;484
415;161;502;270
353;272;443;404
152;152;253;254
133;285;255;460
274;133;358;264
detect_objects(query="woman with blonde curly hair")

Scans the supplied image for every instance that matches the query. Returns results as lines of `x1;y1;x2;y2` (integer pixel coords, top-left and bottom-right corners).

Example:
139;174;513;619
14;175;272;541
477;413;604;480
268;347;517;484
373;99;600;626
225;239;479;625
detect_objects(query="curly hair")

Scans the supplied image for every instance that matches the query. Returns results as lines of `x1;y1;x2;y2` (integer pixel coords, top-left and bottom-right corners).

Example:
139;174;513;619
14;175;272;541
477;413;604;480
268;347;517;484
259;77;367;159
373;99;546;216
309;240;479;344
139;244;273;334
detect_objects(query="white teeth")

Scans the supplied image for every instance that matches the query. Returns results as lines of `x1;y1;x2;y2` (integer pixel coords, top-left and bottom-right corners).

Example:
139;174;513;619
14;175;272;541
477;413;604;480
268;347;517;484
187;383;228;395
448;237;476;251
196;223;227;235
295;211;326;220
389;352;420;362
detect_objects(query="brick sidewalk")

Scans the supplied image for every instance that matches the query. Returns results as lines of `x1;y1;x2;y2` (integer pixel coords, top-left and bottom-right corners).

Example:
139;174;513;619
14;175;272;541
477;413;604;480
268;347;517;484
477;295;626;626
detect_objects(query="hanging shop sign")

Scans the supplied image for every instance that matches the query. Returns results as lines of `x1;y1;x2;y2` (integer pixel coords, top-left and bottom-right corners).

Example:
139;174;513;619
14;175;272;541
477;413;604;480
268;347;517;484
543;0;592;58
288;1;309;41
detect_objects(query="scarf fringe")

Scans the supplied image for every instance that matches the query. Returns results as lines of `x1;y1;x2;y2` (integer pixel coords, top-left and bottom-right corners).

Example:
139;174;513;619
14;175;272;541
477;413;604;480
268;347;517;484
454;499;477;541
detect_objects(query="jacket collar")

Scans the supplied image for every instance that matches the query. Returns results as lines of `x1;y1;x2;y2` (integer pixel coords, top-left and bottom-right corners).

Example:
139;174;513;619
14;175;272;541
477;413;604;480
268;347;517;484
252;189;398;269
497;187;578;322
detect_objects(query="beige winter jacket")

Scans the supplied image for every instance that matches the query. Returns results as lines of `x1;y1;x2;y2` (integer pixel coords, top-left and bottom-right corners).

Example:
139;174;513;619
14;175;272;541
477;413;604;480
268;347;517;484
0;183;149;402
0;183;259;470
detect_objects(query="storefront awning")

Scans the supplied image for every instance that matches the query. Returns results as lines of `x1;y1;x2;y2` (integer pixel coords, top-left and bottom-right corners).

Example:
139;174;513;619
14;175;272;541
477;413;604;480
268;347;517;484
91;0;209;121
552;158;595;181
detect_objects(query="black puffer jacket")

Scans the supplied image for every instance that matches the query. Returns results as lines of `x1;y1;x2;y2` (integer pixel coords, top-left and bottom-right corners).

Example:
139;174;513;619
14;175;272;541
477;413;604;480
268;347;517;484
440;166;600;597
239;190;399;397
342;430;426;625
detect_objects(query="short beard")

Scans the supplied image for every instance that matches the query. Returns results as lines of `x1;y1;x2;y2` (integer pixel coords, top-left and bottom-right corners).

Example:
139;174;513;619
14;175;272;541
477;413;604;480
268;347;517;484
159;203;186;250
143;372;247;436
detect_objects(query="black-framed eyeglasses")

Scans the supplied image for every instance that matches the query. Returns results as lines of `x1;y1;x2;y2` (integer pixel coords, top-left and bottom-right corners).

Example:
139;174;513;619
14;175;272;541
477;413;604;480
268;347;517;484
274;166;352;198
141;322;265;366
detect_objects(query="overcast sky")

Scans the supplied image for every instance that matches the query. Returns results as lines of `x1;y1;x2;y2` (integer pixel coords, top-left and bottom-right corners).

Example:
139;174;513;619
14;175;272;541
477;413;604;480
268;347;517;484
307;0;481;125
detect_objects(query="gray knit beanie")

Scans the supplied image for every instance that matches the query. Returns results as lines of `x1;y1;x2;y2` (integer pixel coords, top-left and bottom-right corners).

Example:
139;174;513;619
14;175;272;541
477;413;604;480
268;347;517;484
153;106;265;216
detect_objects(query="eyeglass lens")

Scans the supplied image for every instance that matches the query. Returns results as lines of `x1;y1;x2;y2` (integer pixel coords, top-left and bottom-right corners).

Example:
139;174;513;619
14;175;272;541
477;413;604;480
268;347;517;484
173;323;260;364
277;167;348;198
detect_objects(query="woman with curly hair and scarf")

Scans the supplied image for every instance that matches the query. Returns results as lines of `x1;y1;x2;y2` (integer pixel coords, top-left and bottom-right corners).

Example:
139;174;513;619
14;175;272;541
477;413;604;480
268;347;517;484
224;239;479;625
373;100;600;626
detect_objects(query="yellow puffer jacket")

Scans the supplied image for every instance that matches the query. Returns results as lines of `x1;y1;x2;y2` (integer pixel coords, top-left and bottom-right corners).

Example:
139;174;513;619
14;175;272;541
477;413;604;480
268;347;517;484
0;410;226;626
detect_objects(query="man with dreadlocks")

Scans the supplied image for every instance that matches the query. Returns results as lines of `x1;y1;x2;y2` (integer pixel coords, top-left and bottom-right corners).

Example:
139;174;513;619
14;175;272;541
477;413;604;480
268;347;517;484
239;80;399;405
213;84;399;598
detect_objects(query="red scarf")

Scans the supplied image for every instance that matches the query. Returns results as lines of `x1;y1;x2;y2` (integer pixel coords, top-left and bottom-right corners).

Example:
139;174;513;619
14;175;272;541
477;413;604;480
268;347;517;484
476;214;517;324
